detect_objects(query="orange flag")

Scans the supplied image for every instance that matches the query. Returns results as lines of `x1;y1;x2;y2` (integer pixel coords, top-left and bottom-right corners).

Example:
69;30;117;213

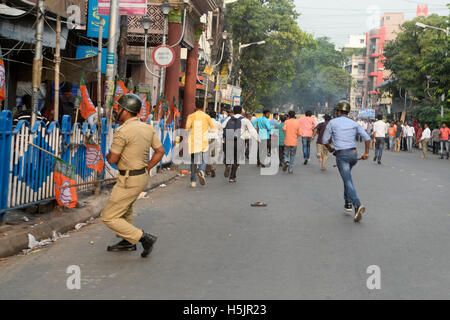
114;80;127;102
138;94;150;122
79;77;96;119
54;159;78;208
86;144;104;173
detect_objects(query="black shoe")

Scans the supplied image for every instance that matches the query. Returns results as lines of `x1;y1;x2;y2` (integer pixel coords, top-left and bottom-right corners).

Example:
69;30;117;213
373;156;377;162
354;205;365;223
378;160;381;165
282;161;289;172
345;202;353;212
107;239;137;252
304;159;308;165
140;232;157;258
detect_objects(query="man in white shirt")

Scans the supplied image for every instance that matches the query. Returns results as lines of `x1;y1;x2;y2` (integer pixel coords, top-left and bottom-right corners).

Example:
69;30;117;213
402;122;409;151
372;115;388;164
421;123;431;158
406;122;415;153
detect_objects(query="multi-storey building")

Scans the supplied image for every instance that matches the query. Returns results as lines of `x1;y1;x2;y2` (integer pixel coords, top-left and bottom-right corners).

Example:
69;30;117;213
343;35;366;111
362;13;405;109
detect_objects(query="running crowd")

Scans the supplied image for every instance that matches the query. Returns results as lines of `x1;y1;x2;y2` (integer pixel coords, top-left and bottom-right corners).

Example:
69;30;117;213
184;100;449;223
186;102;450;188
185;103;325;187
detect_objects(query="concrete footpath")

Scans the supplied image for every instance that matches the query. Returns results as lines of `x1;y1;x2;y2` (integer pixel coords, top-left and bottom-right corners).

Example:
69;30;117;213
0;170;178;258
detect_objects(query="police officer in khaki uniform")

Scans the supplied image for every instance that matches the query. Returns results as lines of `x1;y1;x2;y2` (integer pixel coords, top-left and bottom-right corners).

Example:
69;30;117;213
103;93;165;257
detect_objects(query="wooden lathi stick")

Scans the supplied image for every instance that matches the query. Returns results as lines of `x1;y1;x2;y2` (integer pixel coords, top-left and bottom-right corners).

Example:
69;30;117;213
63;177;117;189
29;143;62;160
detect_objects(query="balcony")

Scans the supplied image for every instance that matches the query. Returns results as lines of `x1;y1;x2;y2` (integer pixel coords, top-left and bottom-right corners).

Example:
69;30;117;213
127;3;165;46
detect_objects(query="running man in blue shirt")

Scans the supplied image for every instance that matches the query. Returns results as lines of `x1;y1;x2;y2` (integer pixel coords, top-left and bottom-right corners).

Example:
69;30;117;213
322;101;370;223
252;110;273;167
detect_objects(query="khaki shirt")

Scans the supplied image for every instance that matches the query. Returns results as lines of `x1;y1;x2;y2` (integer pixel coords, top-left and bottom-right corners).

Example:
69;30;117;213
110;117;163;170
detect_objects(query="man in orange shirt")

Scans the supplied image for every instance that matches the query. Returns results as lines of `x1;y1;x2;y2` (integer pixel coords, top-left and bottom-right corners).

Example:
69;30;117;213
388;122;396;151
282;111;302;173
440;122;450;159
298;110;316;165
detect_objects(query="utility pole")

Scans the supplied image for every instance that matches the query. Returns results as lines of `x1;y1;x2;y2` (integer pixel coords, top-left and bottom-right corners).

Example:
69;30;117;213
159;11;168;98
104;0;120;122
95;19;104;195
203;73;210;112
118;15;128;78
97;19;104;117
213;71;219;112
53;15;61;122
31;0;45;127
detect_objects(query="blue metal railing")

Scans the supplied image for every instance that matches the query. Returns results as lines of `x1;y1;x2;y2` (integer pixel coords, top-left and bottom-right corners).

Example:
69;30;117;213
0;111;175;222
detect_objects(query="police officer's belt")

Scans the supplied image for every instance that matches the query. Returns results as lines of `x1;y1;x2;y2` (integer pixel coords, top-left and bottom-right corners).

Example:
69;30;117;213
119;168;147;176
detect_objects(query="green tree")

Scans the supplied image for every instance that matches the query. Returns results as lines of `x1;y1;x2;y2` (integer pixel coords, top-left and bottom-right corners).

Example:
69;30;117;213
226;0;315;111
384;14;449;106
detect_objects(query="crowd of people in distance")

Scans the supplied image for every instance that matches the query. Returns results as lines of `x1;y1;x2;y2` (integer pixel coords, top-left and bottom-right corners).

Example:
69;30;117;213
358;117;450;162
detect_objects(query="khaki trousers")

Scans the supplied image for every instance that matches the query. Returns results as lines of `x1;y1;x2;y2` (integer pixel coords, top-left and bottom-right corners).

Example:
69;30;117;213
316;144;329;167
101;173;148;244
422;139;430;158
395;137;401;151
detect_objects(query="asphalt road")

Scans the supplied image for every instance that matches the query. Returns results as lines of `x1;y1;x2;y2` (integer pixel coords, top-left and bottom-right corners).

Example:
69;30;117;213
0;143;449;300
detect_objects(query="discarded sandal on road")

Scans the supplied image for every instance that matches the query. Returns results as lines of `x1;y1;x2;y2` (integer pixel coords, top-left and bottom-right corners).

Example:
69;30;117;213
251;202;267;207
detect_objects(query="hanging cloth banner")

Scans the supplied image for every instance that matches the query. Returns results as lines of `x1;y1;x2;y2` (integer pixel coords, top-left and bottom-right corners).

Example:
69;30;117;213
54;159;78;208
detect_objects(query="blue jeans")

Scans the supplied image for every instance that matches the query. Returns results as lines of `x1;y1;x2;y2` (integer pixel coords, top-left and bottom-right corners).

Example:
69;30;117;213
336;149;361;207
190;152;207;182
441;140;449;158
284;146;297;171
375;137;385;161
389;137;395;150
302;137;311;160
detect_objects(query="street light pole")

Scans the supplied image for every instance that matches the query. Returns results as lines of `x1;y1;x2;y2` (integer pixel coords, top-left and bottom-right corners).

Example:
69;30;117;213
236;40;266;88
159;1;173;99
204;32;227;112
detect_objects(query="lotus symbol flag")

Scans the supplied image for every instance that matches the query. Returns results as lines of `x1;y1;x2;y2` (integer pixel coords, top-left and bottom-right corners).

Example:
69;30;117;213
86;144;104;173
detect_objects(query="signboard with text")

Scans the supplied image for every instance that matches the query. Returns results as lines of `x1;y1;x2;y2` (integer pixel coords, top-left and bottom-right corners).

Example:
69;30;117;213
76;46;107;74
358;108;375;119
221;85;242;106
87;0;110;38
98;0;147;16
153;45;176;68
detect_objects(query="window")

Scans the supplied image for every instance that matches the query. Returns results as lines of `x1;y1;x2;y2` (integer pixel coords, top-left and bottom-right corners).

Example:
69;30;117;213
360;39;365;44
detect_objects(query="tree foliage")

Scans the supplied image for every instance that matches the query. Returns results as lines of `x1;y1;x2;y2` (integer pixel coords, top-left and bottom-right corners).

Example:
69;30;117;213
226;0;351;112
383;14;449;105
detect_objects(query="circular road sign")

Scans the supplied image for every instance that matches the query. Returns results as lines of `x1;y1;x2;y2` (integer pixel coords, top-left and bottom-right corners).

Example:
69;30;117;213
153;45;176;68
